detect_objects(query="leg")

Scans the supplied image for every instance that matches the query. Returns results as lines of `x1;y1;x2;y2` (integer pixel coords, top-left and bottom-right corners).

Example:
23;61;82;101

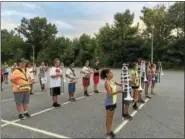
68;83;73;100
51;87;61;107
106;110;115;135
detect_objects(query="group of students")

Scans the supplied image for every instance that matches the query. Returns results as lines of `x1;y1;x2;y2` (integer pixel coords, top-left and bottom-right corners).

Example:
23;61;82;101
102;58;161;138
9;58;101;119
9;57;161;138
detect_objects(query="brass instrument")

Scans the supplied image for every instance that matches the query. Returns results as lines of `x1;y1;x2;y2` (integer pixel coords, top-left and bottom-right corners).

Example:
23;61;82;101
138;64;143;91
121;63;133;101
141;60;148;82
17;84;31;91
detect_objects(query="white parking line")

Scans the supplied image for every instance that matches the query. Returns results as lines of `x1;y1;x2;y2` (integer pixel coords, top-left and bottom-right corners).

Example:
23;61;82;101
1;92;95;128
1;119;69;138
114;98;149;134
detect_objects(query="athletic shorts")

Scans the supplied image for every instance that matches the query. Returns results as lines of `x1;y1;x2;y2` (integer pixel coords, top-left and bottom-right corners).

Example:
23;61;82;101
3;73;8;75
93;75;99;85
82;78;90;87
13;92;30;105
68;83;75;93
105;104;117;111
50;87;61;96
132;86;139;89
122;91;131;105
1;76;3;82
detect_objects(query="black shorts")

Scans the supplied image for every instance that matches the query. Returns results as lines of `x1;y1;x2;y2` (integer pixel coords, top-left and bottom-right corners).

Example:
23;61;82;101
105;104;117;111
1;76;3;82
50;87;61;96
132;86;139;89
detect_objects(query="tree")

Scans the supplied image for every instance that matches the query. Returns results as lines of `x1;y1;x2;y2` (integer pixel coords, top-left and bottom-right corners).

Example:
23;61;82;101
15;17;58;59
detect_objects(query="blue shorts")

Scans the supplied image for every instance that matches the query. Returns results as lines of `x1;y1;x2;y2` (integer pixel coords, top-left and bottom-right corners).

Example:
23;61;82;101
68;83;75;94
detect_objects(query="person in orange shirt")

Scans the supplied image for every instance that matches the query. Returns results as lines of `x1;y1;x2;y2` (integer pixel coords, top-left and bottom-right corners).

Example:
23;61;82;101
11;59;34;120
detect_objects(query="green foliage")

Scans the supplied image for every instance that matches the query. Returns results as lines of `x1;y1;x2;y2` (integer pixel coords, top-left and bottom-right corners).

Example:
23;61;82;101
1;2;184;69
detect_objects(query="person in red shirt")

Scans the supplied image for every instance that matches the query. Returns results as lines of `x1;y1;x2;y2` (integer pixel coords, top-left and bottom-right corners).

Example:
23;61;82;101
1;66;4;91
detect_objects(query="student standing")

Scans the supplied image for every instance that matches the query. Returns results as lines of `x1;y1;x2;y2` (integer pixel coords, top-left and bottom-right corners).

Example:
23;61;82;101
38;62;48;91
65;62;77;101
130;62;139;110
11;59;33;120
49;58;63;107
80;60;92;97
93;59;100;93
100;68;122;138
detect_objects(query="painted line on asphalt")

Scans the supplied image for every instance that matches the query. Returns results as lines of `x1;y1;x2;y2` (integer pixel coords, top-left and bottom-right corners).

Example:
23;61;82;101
1;93;95;128
114;98;150;134
1;119;69;138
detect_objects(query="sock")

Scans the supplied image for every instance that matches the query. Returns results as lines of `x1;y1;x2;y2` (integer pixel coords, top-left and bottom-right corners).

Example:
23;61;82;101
18;112;23;115
24;111;28;114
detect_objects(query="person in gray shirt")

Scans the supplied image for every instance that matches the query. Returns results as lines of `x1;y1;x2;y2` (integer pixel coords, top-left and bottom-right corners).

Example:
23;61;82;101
38;62;48;91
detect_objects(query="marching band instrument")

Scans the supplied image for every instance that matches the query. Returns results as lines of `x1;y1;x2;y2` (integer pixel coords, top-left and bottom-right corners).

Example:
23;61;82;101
138;64;143;91
121;63;133;101
17;84;31;91
160;62;164;76
141;61;148;82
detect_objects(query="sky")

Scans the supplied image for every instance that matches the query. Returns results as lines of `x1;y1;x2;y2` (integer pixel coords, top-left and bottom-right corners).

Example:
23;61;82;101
1;2;174;39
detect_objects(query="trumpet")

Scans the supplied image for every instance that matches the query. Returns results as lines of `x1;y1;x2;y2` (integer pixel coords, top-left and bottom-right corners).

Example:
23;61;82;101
121;63;133;101
17;84;31;91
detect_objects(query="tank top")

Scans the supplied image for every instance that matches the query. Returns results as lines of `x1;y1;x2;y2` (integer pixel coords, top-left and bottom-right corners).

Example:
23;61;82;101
130;69;139;86
147;67;152;82
105;80;117;106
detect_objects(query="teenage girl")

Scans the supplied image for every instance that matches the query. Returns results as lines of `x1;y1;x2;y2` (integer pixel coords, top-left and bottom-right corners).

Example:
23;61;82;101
130;62;139;110
151;63;156;94
100;68;122;138
145;62;152;98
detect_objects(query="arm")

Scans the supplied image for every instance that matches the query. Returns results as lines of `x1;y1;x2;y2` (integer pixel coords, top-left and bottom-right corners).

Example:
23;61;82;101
115;81;122;87
105;81;121;96
50;68;58;78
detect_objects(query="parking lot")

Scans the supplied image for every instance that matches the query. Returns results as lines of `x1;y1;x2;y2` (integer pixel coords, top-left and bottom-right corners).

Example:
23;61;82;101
1;68;184;138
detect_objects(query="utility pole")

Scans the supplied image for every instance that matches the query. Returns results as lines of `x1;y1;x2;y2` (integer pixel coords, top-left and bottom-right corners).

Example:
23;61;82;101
151;26;154;63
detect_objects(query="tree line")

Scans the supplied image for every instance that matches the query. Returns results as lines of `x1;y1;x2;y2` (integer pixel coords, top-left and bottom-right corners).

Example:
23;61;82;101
1;2;184;69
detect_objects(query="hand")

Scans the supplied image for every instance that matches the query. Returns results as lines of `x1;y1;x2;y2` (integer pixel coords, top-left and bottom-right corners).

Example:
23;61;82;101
117;90;122;94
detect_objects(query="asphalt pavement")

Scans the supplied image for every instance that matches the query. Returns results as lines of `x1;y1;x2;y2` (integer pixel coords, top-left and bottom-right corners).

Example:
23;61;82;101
1;68;184;138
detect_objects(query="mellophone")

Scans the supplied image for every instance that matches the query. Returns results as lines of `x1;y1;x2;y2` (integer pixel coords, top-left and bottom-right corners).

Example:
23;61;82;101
121;63;133;101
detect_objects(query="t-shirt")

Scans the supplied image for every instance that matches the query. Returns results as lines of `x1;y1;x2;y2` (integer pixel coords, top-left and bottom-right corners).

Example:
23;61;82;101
11;68;30;92
26;68;34;81
93;64;100;76
39;66;46;77
49;67;62;88
130;69;139;86
81;66;91;78
66;68;76;83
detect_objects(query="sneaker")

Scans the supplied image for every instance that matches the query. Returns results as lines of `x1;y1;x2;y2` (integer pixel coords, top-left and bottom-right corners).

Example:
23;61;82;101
133;104;139;110
18;114;25;120
24;112;31;118
84;92;90;97
72;97;77;101
30;92;34;95
139;99;145;103
145;95;151;99
109;131;116;138
123;114;133;120
53;102;61;107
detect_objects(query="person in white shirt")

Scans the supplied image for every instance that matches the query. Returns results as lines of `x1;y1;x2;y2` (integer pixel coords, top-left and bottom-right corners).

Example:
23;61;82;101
25;62;35;95
49;58;63;107
38;62;48;91
80;60;92;97
65;62;77;101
